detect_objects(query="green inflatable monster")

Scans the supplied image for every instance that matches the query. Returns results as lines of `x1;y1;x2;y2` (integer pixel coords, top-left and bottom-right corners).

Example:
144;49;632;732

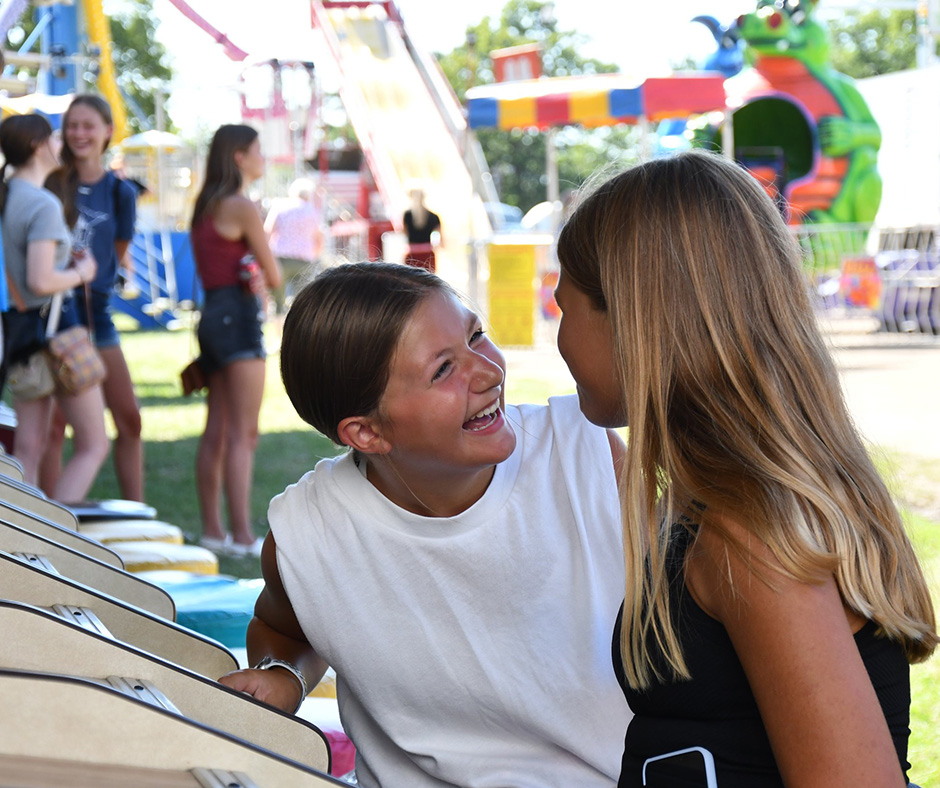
712;0;882;225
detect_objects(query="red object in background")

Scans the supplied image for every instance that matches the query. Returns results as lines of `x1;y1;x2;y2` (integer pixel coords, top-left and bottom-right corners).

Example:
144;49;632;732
540;271;561;319
0;404;16;454
491;43;542;83
405;243;436;273
368;220;394;261
322;729;356;776
840;257;882;308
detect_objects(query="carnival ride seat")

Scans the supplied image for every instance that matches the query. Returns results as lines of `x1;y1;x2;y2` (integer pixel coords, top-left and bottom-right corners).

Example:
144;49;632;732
0;498;122;567
0;450;25;481
0;668;339;786
0;520;175;619
0;474;81;530
0;551;236;678
0;601;331;774
0;478;339;784
0;474;217;573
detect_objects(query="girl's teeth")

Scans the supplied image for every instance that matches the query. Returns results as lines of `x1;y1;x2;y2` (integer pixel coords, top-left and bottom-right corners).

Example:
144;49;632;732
470;402;498;420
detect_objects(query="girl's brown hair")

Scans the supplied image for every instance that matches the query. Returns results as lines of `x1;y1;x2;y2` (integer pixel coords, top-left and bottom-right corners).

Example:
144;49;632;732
557;150;937;689
191;124;258;228
0;113;53;216
45;94;113;227
281;262;450;444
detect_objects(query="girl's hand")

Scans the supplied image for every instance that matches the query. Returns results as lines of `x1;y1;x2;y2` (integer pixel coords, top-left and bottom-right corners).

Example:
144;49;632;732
72;247;97;285
218;666;304;714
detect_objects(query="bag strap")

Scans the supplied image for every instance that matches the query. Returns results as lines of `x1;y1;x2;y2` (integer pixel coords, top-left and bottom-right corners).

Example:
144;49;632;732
5;261;90;340
4;266;61;337
45;292;64;338
4;268;27;313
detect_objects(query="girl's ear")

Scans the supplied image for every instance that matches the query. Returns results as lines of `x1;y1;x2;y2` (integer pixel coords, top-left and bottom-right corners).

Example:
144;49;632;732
337;416;391;455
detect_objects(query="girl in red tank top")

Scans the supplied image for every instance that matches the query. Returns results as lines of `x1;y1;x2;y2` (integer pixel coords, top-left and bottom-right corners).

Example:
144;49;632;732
190;124;281;557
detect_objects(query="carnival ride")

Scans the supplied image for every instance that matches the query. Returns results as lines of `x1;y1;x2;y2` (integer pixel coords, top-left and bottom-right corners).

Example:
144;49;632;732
708;0;883;226
0;0;935;331
308;0;495;288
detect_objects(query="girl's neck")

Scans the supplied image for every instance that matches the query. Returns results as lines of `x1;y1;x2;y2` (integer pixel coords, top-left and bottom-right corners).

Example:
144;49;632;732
12;160;52;187
75;157;106;183
365;458;496;518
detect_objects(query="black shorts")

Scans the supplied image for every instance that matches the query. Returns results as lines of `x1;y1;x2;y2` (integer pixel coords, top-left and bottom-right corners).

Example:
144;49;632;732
197;286;265;376
3;297;80;365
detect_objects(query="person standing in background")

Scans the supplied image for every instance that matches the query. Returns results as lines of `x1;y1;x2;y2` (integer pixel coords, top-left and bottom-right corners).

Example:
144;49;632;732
43;95;142;501
0;114;108;500
403;187;440;273
264;177;323;314
190;124;281;557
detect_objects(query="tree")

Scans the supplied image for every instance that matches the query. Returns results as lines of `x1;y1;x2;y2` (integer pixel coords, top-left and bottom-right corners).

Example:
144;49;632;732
828;10;925;79
436;0;640;212
107;0;174;133
3;0;173;133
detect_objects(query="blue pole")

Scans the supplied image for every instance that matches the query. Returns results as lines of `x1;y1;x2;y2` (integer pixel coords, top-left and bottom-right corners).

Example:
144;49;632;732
37;2;79;96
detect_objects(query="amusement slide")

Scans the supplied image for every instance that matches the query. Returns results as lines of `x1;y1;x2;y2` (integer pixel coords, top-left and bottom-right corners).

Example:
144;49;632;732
310;0;495;288
81;0;129;142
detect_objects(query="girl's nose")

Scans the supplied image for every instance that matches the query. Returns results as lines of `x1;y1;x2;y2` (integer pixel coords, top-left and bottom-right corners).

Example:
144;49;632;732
471;351;504;392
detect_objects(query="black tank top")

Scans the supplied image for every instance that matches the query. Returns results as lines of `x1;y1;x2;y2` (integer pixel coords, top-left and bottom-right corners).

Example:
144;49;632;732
613;527;912;787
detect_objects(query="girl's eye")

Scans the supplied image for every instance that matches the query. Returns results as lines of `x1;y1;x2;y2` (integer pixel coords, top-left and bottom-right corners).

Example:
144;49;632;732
470;328;485;343
432;361;450;382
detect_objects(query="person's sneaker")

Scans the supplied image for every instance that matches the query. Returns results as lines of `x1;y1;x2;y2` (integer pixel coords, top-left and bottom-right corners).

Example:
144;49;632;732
198;535;232;553
227;537;264;558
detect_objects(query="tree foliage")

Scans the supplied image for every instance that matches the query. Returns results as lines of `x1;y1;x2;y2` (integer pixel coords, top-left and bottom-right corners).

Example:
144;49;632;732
107;0;174;133
435;0;640;212
3;0;173;133
828;10;924;79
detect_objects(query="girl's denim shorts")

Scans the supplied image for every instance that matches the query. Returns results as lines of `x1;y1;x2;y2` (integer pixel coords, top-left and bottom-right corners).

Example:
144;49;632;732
197;285;265;376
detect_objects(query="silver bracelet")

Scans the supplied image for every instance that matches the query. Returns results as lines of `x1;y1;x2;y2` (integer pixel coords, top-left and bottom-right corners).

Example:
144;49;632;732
254;656;308;713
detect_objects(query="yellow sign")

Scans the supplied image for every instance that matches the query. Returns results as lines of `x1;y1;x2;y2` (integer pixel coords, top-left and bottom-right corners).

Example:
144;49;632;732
488;243;537;346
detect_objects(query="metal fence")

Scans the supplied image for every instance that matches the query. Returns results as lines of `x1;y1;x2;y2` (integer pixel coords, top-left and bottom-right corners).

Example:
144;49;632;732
794;223;940;335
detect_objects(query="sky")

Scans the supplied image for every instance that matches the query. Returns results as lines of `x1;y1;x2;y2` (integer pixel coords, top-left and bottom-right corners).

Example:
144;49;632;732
131;0;763;140
122;0;880;141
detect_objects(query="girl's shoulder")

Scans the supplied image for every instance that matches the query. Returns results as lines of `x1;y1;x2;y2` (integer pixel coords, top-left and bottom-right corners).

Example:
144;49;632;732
110;172;138;198
213;193;259;225
216;192;254;212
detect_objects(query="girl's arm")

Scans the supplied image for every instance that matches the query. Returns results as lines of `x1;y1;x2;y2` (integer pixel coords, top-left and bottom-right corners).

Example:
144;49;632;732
231;196;282;291
687;520;906;788
115;240;132;276
25;241;96;296
114;179;136;277
218;532;328;713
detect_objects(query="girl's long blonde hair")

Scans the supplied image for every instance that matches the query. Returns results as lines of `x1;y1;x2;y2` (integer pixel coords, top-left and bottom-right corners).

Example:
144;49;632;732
556;150;937;690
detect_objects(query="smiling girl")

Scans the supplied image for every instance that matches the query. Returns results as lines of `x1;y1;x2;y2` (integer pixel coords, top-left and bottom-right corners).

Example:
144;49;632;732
220;262;631;788
44;95;142;501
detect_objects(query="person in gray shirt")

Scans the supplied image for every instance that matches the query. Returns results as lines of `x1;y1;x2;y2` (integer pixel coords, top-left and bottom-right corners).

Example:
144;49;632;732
0;113;108;501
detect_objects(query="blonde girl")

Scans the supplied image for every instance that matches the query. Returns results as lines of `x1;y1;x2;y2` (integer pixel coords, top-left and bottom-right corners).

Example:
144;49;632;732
554;150;936;788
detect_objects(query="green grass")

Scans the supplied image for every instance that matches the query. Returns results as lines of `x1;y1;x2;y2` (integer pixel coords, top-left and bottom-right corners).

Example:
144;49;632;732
905;513;940;787
86;321;939;778
87;321;341;575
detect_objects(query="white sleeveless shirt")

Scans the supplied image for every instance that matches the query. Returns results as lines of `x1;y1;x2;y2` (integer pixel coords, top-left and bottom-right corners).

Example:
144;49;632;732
269;395;631;788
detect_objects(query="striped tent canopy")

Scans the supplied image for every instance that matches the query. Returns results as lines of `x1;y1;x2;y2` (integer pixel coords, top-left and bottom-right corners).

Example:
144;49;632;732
466;72;727;131
0;91;74;124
